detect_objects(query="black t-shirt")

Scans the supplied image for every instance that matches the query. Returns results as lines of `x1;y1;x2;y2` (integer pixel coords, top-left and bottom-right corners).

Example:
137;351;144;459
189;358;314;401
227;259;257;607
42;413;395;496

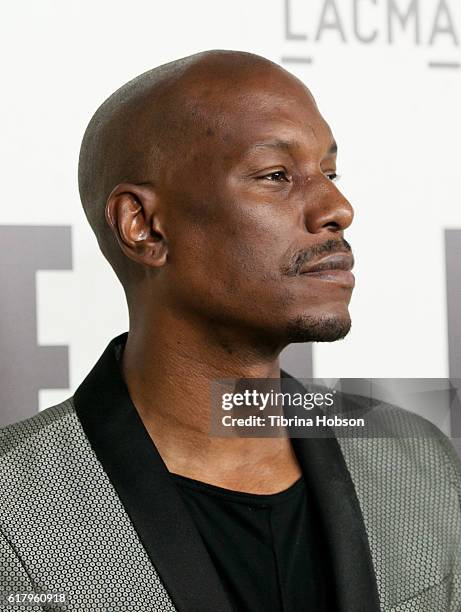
172;473;331;612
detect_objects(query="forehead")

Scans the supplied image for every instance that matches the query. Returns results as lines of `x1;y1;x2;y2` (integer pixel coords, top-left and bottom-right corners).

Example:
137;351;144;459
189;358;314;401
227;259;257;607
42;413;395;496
183;73;334;159
227;99;333;160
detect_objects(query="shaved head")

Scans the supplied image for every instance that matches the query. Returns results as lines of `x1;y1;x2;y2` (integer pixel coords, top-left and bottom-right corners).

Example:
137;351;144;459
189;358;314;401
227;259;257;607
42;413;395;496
78;50;294;284
78;49;354;345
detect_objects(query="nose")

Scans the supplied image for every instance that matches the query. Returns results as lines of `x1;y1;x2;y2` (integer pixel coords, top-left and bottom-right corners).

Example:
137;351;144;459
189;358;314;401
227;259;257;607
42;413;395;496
303;177;354;235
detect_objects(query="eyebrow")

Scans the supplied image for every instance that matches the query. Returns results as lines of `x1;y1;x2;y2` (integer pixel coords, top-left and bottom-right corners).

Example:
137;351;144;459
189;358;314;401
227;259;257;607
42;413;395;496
247;138;338;156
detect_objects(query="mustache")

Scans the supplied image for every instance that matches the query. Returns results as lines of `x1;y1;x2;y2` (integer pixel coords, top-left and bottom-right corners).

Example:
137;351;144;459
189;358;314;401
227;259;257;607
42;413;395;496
281;238;353;276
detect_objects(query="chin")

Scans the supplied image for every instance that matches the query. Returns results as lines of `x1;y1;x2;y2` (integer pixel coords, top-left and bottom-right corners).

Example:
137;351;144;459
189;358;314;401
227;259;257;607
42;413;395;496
284;311;352;343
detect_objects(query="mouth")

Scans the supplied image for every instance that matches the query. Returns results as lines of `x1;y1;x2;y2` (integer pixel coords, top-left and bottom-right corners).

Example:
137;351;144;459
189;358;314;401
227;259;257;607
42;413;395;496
299;252;355;288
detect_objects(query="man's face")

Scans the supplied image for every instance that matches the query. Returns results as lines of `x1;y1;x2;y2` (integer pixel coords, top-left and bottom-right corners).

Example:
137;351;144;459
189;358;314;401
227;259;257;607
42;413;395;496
157;66;354;346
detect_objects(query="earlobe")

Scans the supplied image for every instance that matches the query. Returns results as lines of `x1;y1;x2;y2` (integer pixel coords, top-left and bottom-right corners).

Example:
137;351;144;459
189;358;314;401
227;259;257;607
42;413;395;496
105;183;168;268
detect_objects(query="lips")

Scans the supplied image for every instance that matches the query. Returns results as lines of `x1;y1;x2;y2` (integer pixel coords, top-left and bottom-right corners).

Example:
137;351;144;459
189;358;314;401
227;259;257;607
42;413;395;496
299;252;355;288
300;252;354;274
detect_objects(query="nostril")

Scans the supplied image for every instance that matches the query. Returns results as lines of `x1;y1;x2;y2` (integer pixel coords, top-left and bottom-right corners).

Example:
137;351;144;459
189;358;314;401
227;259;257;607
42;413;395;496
322;221;341;230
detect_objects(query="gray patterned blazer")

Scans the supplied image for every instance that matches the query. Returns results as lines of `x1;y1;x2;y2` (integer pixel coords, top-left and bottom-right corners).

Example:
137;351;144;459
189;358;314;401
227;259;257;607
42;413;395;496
1;333;460;611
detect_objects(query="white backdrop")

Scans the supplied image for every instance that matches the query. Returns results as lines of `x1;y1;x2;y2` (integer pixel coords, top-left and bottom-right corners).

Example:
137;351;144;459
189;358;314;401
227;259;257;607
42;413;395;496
0;0;460;416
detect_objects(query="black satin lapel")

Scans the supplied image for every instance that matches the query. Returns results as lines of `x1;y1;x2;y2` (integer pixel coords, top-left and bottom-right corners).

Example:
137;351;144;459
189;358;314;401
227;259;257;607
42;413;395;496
281;370;381;612
74;334;233;612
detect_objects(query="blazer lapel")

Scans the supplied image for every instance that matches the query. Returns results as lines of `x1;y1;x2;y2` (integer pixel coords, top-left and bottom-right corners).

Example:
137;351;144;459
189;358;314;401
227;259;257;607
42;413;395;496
74;333;233;612
281;370;381;612
74;333;380;612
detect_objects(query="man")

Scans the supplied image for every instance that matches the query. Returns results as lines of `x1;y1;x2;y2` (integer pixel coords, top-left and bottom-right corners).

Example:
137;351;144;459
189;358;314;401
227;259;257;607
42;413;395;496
0;50;460;612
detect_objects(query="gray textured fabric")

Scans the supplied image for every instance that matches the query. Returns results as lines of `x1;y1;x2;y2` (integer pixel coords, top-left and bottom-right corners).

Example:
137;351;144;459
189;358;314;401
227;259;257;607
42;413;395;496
0;400;176;611
0;397;460;611
339;407;461;612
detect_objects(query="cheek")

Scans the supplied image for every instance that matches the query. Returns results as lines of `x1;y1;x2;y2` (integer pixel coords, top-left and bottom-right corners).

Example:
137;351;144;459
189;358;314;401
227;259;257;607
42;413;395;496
165;219;287;318
162;183;301;313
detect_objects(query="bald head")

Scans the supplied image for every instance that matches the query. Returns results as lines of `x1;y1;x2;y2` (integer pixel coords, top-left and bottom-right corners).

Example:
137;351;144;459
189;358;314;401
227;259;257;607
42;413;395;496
78;49;354;343
78;50;303;282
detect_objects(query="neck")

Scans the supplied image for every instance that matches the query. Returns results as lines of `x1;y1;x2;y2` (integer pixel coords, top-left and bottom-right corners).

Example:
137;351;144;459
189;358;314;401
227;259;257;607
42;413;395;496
121;307;302;493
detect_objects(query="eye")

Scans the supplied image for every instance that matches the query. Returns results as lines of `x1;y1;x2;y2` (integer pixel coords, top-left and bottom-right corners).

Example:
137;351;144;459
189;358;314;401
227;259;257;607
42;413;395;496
260;170;289;182
326;172;340;182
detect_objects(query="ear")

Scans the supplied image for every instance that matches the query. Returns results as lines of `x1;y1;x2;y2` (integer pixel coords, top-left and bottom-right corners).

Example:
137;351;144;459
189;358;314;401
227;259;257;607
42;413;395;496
105;183;168;269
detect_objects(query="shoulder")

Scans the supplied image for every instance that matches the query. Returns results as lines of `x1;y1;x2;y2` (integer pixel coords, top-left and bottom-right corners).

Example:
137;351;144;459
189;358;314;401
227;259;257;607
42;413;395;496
0;398;98;490
283;373;461;483
0;398;82;458
0;397;122;535
337;395;461;504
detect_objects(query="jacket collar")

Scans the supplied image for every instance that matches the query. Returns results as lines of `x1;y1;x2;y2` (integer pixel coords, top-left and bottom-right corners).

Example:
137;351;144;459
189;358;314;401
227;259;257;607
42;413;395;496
282;375;381;612
74;332;380;612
